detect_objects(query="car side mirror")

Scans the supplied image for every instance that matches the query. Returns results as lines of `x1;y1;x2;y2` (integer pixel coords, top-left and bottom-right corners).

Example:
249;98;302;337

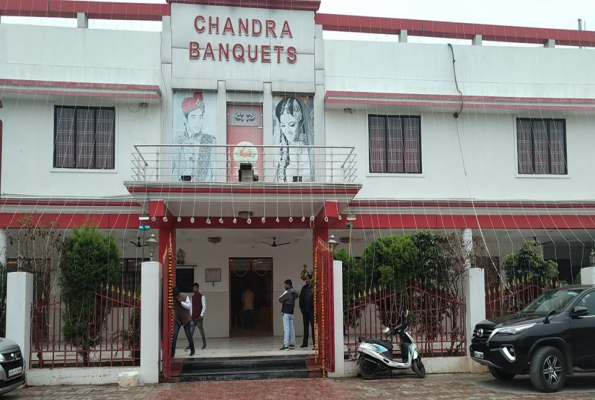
571;306;589;318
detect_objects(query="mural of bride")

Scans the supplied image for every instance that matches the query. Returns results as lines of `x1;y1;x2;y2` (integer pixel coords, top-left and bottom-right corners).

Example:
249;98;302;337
273;96;314;182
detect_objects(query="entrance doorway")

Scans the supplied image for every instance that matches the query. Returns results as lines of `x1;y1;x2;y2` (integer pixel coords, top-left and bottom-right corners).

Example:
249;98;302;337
229;258;273;336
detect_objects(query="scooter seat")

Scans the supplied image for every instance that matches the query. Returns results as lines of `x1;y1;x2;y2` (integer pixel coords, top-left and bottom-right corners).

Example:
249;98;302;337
358;338;393;351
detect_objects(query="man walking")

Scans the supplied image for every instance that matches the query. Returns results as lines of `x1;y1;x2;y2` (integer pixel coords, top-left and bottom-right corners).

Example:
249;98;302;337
186;283;207;350
278;279;299;351
171;287;195;357
299;273;315;348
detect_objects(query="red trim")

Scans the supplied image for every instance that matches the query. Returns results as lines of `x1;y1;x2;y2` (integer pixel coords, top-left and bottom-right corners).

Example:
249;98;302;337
330;214;595;230
0;79;161;94
0;213;143;229
167;0;320;12
327;98;595;113
326;91;595;105
126;186;361;196
0;199;140;207
0;2;592;48
1;88;161;101
316;14;595;48
0;0;170;21
350;201;595;210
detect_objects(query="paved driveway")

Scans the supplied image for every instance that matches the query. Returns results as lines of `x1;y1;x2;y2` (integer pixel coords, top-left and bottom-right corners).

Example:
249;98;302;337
5;373;595;399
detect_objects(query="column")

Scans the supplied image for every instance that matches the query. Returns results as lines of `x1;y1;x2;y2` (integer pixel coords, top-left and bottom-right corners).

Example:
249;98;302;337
399;30;408;43
6;272;33;370
140;262;161;384
581;253;595;284
0;229;7;266
329;260;345;377
462;229;487;373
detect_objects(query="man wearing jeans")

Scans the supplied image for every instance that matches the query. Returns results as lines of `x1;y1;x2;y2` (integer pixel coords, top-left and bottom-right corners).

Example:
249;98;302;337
186;283;207;351
278;279;299;351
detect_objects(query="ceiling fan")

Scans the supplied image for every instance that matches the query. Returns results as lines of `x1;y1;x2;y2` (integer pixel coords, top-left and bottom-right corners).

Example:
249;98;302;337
262;237;290;248
533;236;553;247
130;237;147;248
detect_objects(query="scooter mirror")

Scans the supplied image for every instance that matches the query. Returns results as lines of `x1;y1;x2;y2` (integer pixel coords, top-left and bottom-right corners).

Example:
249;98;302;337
404;310;410;318
382;327;391;334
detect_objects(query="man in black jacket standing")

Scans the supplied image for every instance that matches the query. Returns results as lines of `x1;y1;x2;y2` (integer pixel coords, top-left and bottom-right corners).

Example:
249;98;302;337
299;274;315;349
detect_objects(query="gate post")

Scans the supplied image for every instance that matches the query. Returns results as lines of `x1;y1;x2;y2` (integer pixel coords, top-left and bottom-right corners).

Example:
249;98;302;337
140;261;161;384
329;260;344;377
6;272;33;370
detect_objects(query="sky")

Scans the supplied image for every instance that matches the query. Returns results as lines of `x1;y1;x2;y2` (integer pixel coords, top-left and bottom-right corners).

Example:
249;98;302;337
1;0;593;38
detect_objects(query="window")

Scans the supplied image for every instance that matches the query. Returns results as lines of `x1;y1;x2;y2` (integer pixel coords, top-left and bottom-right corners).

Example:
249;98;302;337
54;106;115;169
369;115;421;174
517;118;567;175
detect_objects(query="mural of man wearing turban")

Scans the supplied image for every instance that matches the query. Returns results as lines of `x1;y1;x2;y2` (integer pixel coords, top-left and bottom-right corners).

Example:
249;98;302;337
172;91;217;182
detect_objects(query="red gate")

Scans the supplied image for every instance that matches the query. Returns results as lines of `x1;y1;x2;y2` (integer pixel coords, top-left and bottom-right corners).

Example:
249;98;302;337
161;236;175;379
314;237;335;376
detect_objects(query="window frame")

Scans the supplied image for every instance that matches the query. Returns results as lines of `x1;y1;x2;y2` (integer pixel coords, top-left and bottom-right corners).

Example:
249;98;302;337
516;117;568;176
53;105;116;170
368;114;422;174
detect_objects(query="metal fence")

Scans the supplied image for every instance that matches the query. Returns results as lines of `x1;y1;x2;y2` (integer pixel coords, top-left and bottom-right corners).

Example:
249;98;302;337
486;278;552;320
131;144;357;184
29;286;140;368
344;281;467;359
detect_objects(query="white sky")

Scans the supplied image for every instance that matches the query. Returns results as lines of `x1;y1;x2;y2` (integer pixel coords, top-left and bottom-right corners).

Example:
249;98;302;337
1;0;593;39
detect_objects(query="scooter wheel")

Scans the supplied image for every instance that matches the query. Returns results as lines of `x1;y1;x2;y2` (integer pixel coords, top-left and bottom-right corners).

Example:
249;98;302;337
412;358;426;378
359;359;378;380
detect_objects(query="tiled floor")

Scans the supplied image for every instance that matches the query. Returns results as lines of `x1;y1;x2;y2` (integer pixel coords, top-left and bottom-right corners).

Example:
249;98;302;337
172;336;315;359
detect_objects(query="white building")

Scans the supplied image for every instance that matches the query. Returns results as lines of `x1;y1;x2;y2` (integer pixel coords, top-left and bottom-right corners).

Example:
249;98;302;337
1;0;594;342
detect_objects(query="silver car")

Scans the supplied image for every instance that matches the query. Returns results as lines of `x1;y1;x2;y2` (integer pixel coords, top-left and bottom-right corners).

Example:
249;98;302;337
0;338;25;396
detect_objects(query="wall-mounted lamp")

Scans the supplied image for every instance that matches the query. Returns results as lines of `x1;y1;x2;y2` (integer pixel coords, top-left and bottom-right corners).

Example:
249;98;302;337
146;234;158;260
328;234;339;253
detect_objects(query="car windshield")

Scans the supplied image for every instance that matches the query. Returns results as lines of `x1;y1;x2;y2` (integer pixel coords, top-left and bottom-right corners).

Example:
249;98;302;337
522;288;583;314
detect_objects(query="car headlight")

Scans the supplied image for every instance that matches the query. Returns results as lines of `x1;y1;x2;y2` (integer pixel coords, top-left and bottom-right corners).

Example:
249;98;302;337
495;323;535;336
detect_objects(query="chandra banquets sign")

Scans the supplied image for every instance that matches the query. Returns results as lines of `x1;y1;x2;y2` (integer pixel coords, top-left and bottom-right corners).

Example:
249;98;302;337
189;15;298;64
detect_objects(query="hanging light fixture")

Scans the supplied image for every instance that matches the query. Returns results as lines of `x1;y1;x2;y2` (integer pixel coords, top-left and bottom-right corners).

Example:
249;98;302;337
328;235;339;253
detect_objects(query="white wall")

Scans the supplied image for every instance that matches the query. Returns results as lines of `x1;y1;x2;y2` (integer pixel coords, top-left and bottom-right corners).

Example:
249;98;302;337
0;24;161;84
177;232;313;338
325;110;595;201
0;100;162;197
325;40;595;98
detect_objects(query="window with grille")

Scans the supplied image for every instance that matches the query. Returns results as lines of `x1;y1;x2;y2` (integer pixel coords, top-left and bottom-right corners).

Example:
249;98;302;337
54;106;115;169
369;115;422;174
517;118;567;175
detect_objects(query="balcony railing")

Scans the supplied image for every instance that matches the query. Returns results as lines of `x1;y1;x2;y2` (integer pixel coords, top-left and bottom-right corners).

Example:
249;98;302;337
131;144;357;184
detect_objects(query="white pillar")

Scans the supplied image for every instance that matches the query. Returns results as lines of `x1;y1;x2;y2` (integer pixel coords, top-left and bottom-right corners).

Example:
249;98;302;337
140;261;161;384
77;12;88;28
0;229;7;266
581;267;595;285
545;39;556;48
462;228;486;373
6;272;33;370
472;35;483;46
329;260;345;378
464;268;486;373
399;30;408;43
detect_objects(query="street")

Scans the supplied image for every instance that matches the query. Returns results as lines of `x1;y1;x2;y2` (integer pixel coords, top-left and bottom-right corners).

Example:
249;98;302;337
5;373;595;400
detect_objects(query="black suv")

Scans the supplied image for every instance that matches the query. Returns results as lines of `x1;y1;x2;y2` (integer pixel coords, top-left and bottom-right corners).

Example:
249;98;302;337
470;285;595;393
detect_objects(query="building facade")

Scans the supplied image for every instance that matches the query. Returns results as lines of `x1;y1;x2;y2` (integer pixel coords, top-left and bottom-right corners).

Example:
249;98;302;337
1;0;594;339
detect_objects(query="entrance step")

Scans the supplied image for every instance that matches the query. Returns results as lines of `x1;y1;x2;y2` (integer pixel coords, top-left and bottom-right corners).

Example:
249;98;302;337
178;354;322;381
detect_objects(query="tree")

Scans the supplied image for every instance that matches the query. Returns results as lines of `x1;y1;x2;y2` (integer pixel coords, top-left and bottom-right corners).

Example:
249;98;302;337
7;216;64;299
334;249;365;327
361;235;419;289
60;228;121;364
502;241;558;285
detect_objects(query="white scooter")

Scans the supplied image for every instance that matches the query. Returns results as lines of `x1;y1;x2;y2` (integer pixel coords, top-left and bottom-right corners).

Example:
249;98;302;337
356;311;426;380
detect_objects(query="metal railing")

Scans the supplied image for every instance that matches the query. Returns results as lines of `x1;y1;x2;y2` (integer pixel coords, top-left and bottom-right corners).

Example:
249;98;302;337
131;144;357;184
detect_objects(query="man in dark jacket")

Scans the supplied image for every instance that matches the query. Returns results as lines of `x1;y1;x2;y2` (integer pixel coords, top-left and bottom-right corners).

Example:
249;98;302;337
278;279;299;350
171;287;195;357
299;273;315;348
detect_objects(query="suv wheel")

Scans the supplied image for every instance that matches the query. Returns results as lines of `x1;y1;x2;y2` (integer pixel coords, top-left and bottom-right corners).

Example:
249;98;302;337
488;366;515;380
530;346;566;393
